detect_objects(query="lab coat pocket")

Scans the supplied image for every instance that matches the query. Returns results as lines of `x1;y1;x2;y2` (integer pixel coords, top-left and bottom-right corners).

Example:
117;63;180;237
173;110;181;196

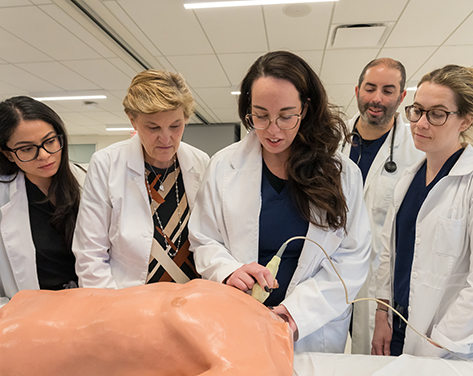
432;216;466;258
415;336;449;358
372;176;396;215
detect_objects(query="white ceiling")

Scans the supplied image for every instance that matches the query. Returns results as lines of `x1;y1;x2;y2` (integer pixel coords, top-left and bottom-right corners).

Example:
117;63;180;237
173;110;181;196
1;0;473;137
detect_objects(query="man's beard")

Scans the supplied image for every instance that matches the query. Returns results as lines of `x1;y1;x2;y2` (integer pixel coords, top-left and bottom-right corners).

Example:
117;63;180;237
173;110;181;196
358;98;401;127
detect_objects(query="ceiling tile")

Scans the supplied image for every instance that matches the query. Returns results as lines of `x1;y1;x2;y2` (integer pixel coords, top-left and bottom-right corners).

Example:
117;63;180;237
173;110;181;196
0;0;31;6
384;0;473;48
17;62;101;91
0;6;101;60
62;59;133;90
320;49;378;85
166;54;230;88
0;64;61;92
82;110;128;124
265;3;332;51
115;0;213;56
410;45;473;81
0;28;52;63
218;52;266;87
333;0;408;24
194;87;239;109
444;11;473;46
326;84;356;110
194;6;267;54
103;0;162;57
40;4;117;59
378;46;437;82
294;50;324;75
108;57;141;78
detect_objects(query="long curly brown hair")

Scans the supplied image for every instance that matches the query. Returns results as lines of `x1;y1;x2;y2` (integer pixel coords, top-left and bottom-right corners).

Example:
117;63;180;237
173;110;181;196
239;51;349;231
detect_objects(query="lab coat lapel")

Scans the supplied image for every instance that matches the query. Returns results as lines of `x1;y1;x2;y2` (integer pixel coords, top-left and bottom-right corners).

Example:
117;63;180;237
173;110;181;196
224;133;262;264
127;134;149;204
177;144;200;210
363;127;393;194
0;173;39;290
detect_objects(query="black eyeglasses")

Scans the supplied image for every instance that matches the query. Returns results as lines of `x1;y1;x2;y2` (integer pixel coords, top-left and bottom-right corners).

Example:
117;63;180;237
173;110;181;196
405;105;459;126
5;134;64;162
245;109;304;130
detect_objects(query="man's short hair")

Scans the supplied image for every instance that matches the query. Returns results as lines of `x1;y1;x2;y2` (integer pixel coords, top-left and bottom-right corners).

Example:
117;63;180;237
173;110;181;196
357;58;406;92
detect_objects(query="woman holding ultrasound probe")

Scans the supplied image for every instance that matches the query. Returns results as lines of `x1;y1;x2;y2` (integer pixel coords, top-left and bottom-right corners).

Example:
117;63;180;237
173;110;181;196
373;65;473;359
189;51;371;353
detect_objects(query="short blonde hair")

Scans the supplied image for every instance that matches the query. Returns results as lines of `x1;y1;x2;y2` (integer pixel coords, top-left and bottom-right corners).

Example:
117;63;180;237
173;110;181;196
418;65;473;144
123;70;195;119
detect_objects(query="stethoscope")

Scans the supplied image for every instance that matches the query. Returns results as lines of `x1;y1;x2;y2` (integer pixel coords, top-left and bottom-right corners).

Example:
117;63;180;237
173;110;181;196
342;119;397;173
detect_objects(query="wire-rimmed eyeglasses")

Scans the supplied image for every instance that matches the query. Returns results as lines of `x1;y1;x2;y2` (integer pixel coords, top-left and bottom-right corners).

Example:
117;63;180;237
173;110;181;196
5;134;64;162
405;105;459;126
245;109;304;130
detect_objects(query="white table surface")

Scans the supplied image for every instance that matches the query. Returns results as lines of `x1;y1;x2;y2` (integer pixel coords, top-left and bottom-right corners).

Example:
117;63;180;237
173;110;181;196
293;352;473;375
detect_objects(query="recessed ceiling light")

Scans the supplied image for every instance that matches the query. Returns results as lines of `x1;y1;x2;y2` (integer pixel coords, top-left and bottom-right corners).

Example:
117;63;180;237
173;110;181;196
231;91;241;95
184;0;337;10
406;87;417;91
33;95;107;102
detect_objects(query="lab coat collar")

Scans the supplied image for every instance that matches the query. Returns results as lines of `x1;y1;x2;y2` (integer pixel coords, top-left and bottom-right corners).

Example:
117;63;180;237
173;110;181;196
177;142;199;173
405;143;473;178
449;144;473;176
126;133;199;175
127;134;145;176
229;131;262;170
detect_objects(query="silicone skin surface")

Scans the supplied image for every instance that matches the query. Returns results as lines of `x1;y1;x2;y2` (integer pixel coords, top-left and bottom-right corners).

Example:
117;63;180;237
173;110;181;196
0;279;293;375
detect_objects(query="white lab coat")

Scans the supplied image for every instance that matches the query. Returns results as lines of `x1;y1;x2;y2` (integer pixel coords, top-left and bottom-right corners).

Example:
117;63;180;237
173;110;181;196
377;144;473;358
73;135;209;289
341;113;423;354
189;131;371;353
0;164;86;308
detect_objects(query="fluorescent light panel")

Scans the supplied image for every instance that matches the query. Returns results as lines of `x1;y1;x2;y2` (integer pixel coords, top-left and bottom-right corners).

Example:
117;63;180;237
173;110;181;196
231;91;241;95
106;124;134;132
33;95;107;102
184;0;337;10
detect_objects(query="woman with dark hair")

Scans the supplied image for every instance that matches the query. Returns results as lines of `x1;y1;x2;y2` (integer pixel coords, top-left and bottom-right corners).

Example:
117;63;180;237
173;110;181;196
0;96;85;307
189;51;371;353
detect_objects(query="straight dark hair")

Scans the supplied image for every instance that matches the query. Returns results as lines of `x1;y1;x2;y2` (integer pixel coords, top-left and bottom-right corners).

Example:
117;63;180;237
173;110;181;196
0;96;81;247
239;51;349;231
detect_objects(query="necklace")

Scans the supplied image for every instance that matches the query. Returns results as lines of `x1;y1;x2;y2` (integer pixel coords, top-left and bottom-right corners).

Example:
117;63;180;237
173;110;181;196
146;157;182;258
150;163;171;191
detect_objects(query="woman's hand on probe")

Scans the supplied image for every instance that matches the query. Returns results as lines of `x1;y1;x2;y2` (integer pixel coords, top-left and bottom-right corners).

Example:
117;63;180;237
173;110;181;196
225;262;274;293
371;301;392;356
272;305;299;341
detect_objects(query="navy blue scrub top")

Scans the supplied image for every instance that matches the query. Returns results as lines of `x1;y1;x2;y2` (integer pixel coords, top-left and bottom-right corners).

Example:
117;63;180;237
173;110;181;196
394;148;464;308
258;160;308;307
349;125;390;183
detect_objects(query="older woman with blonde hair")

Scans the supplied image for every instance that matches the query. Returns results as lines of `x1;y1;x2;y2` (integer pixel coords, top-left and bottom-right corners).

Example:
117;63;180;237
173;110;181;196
372;65;473;359
73;70;209;288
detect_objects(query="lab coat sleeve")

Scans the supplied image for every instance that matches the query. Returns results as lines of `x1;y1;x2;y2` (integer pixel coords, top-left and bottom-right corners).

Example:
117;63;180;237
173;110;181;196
72;152;118;289
429;194;473;354
282;164;372;340
375;201;396;303
188;160;244;283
